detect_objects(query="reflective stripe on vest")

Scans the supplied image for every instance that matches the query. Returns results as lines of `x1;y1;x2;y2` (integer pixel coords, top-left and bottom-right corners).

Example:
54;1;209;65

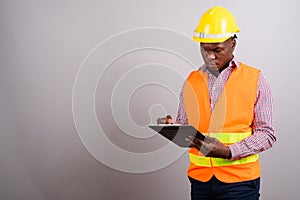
189;153;258;167
209;131;252;143
189;131;259;167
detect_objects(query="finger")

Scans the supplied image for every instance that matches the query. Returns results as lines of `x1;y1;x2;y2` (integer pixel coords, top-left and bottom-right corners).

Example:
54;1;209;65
189;142;198;149
204;136;218;144
186;138;195;148
193;136;204;145
185;135;195;142
188;135;194;140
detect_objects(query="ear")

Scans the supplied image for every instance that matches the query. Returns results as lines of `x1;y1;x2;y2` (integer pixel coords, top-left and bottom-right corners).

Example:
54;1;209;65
231;38;236;51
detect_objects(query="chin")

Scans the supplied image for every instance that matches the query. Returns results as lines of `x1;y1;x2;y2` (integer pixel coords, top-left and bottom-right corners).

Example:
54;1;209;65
208;65;219;70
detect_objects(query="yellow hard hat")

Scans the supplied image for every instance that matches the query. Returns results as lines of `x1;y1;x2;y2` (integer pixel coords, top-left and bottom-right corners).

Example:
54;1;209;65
193;6;240;43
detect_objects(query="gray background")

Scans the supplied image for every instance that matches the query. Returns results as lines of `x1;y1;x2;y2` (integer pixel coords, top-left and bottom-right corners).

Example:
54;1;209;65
1;0;298;199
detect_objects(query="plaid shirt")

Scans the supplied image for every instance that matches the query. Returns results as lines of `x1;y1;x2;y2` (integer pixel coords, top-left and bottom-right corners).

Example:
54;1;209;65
176;58;276;160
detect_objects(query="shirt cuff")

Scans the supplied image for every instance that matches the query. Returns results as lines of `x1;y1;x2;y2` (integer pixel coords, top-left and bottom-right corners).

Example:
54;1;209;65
228;144;241;160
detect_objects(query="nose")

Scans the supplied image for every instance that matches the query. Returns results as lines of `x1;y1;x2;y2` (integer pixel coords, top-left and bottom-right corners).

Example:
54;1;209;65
207;51;216;60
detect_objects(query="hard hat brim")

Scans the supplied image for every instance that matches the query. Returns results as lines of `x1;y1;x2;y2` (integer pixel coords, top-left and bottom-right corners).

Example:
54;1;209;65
193;36;232;43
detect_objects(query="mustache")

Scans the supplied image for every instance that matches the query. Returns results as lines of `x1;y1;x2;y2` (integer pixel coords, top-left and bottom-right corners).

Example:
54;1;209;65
205;61;218;67
206;62;217;66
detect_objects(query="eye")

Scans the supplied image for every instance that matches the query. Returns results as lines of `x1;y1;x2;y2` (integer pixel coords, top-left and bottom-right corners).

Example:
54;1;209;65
201;48;208;54
213;49;222;53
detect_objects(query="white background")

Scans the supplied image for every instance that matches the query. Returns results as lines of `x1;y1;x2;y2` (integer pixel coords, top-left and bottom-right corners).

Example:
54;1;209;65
1;0;299;199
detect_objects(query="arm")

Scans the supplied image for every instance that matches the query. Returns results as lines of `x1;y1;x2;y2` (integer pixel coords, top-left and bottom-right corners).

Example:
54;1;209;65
175;81;188;125
228;72;277;160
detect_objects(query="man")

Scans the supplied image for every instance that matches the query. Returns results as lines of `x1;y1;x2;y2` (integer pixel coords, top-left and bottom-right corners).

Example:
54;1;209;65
176;6;276;200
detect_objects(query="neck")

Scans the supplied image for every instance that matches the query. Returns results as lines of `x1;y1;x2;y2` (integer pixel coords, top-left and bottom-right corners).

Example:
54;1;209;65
218;59;231;73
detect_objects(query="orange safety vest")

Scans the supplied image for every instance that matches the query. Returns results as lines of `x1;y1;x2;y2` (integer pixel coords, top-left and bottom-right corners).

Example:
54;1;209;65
183;63;261;183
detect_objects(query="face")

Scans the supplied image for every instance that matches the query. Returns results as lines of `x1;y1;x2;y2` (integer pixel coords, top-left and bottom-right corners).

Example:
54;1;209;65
200;38;236;70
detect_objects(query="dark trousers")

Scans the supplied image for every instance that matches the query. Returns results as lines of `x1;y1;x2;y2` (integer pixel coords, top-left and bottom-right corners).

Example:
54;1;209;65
188;176;260;200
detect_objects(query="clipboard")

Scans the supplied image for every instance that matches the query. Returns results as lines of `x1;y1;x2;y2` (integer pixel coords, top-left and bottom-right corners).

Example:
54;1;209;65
148;124;205;147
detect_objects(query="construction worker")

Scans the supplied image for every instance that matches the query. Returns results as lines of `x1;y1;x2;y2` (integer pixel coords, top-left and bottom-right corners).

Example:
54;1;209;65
176;6;276;200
